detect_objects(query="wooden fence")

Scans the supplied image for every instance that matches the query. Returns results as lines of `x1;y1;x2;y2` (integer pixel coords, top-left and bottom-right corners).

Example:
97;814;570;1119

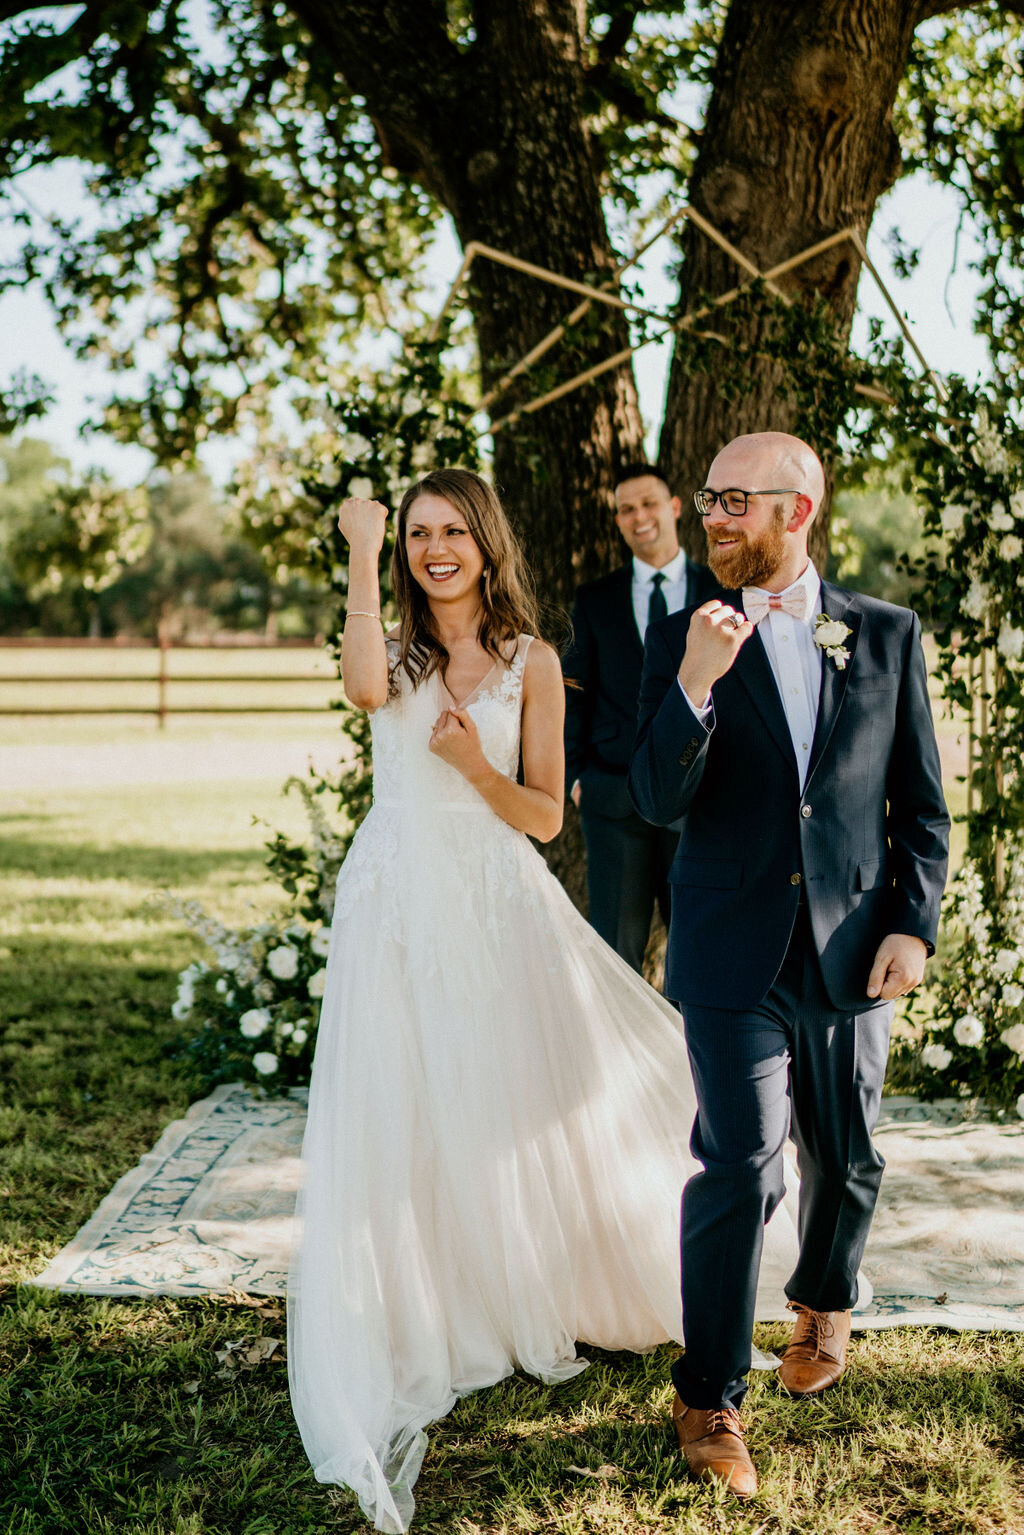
0;636;338;725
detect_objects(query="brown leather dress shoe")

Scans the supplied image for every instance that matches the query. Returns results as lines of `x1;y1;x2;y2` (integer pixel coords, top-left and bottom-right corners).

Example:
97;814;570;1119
778;1301;852;1395
671;1393;758;1498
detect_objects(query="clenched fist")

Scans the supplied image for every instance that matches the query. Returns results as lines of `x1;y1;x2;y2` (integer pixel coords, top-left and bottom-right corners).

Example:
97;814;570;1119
677;599;753;707
337;496;390;556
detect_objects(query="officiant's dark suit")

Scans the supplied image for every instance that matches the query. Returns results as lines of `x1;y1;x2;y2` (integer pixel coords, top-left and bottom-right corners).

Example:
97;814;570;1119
628;438;949;1453
563;470;716;971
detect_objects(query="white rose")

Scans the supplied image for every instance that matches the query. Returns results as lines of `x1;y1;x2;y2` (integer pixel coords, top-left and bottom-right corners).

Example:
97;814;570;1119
308;968;328;999
215;977;228;995
921;1042;953;1071
279;1021;294;1037
171;997;193;1021
310;927;332;957
1003;983;1024;1008
953;1013;984;1047
1000;535;1023;563
292;1028;309;1046
990;505;1014;532
1000;1022;1024;1057
342;433;374;459
348;476;374;499
239;1007;272;1039
815;619;849;647
1010;489;1024;522
266;945;300;981
998;623;1024;663
411;442;434;472
319;461;341;488
993;947;1020;978
402;392;422;416
219;950;241;972
963;579;989;621
941;503;967;534
1017;1092;1024;1121
252;1051;279;1076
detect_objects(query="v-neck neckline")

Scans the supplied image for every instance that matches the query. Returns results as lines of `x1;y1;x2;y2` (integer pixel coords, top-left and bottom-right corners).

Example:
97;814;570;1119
441;656;501;710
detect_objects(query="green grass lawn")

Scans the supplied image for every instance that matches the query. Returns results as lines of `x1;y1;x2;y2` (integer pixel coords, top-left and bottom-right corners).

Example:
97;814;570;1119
2;717;1021;1535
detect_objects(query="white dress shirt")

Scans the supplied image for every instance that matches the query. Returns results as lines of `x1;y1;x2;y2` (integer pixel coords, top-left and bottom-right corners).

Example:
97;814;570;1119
632;549;690;640
680;561;823;791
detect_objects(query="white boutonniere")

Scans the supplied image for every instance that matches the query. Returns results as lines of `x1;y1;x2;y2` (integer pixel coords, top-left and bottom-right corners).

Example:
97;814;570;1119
813;612;852;670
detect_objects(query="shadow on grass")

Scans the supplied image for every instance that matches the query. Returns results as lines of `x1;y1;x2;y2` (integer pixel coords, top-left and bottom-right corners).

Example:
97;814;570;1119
0;834;268;888
0;931;204;1256
3;1320;1023;1535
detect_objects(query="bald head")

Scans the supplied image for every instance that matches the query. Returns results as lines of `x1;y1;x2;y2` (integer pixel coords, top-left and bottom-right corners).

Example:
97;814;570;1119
708;432;825;517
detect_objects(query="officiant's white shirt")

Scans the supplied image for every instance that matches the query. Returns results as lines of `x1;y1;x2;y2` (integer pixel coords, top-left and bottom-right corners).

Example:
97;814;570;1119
631;548;690;640
680;561;823;791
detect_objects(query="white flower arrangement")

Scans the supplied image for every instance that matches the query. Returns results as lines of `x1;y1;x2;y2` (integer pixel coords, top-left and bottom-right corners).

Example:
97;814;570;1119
813;613;852;670
953;1013;985;1048
266;945;300;981
308;968;327;999
252;1051;279;1076
310;926;332;957
239;1007;272;1039
1001;1023;1024;1058
921;1043;953;1071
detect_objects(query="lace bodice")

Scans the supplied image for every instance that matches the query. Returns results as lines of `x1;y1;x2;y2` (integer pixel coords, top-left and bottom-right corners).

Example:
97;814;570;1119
370;635;532;810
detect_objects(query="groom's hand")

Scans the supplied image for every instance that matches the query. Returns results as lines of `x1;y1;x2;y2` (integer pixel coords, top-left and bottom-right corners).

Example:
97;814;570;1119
867;933;928;1000
677;600;754;708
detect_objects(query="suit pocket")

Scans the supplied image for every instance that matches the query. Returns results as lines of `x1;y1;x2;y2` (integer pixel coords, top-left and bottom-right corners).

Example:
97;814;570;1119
848;672;899;693
669;856;743;890
857;857;889;891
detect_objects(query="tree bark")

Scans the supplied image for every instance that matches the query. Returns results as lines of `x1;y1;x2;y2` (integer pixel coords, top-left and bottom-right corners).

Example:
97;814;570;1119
290;0;645;612
659;0;922;566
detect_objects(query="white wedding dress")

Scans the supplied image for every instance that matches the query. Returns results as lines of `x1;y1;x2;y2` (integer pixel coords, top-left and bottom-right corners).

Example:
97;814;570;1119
288;635;799;1531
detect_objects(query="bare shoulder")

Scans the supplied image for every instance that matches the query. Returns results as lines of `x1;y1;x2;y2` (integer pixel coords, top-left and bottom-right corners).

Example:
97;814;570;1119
522;637;562;687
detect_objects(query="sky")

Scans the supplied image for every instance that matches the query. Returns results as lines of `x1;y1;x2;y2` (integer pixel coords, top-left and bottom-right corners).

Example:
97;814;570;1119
0;163;990;486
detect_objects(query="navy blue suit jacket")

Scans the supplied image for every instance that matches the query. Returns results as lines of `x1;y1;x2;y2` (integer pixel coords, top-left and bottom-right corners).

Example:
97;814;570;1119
563;559;716;817
627;581;950;1013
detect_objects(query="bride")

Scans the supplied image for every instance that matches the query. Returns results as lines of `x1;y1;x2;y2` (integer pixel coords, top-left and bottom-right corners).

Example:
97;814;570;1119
287;468;798;1531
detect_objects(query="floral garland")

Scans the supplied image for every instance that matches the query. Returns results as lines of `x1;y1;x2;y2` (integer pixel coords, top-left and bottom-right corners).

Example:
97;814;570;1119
892;379;1024;1114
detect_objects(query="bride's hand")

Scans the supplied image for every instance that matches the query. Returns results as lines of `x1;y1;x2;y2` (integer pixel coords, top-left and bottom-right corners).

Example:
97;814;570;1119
337;496;389;554
429;708;489;780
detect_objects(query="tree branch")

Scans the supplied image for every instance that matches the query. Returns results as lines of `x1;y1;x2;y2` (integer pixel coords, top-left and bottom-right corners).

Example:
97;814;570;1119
285;0;464;193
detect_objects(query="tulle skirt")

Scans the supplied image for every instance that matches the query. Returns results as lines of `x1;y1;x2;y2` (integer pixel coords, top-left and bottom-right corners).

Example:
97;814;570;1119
288;801;798;1530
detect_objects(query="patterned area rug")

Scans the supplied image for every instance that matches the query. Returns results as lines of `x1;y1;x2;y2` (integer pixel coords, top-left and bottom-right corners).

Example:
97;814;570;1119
31;1086;1024;1331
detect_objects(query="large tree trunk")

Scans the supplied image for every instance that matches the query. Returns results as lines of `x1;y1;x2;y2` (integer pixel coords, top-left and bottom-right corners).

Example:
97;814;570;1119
292;0;644;613
292;0;644;903
660;0;919;565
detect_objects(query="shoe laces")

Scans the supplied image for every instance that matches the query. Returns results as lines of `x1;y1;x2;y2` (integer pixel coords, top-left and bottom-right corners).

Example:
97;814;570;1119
787;1301;835;1356
702;1406;744;1438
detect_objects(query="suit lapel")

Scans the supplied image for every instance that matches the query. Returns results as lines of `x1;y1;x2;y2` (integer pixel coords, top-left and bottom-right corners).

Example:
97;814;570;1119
614;565;644;657
806;583;860;783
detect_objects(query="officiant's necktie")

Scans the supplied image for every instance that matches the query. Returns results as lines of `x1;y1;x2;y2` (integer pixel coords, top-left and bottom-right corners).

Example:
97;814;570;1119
647;571;668;629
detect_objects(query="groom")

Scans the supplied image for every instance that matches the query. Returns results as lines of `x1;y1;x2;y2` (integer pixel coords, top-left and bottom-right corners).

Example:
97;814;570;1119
629;432;949;1497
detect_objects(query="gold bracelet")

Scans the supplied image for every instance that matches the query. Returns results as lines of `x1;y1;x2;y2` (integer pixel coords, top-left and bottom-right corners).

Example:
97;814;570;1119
345;611;381;620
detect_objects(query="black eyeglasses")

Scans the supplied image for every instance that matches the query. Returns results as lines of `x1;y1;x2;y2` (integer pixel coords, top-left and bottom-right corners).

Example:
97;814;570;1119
693;487;802;518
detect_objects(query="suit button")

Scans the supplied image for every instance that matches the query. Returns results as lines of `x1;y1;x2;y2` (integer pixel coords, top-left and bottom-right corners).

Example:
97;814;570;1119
790;872;802;885
801;804;812;818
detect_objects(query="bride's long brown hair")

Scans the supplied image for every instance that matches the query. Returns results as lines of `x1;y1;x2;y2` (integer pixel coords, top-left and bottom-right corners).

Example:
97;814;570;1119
390;468;540;691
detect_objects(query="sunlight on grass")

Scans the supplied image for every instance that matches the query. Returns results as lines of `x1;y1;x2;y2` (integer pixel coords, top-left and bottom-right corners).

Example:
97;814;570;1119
3;720;1022;1534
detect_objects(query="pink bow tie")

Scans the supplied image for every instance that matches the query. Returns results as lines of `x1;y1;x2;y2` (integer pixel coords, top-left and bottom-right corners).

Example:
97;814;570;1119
742;587;810;625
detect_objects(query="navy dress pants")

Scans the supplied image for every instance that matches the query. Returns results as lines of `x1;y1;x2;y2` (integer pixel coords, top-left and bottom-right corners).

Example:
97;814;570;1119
580;805;679;973
672;906;893;1411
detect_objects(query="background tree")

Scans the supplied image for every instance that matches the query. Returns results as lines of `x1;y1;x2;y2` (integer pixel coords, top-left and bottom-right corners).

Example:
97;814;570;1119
3;1;1023;601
